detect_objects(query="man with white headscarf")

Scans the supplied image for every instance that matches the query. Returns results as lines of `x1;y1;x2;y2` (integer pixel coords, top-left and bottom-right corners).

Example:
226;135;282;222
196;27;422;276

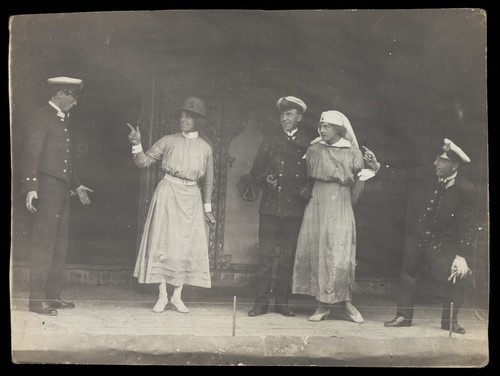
292;110;365;324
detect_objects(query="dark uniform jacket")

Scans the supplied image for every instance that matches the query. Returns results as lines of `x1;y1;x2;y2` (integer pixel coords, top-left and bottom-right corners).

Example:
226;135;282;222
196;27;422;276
376;164;476;260
250;127;312;218
20;104;80;194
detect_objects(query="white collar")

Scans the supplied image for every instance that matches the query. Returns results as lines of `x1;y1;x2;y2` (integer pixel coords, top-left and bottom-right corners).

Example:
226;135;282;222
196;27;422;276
284;128;298;137
48;101;66;119
319;137;352;148
439;171;457;189
439;171;457;183
182;131;199;139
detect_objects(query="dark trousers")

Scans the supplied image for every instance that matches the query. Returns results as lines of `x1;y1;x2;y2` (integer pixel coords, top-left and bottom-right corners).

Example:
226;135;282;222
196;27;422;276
396;243;467;323
28;173;70;303
254;215;302;305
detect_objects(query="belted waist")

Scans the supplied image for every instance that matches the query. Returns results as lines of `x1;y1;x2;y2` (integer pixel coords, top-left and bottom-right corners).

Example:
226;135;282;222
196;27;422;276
314;176;354;187
162;173;197;186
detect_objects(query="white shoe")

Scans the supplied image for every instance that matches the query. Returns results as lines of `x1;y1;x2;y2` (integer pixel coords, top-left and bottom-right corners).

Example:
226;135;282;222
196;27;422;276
170;297;189;314
153;296;168;313
308;307;330;322
344;301;364;323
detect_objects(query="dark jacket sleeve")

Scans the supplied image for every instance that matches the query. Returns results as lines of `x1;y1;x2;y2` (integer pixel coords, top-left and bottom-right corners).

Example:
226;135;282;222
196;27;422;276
20;112;49;194
69;153;82;190
456;179;478;259
250;138;270;189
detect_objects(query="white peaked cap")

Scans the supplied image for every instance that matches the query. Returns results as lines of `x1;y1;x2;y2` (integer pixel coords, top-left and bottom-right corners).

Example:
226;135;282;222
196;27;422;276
441;138;471;163
276;96;307;113
47;76;84;90
319;110;359;149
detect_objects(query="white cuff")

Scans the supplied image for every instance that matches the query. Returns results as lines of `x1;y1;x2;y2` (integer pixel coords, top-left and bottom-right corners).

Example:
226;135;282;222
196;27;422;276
357;169;376;181
132;144;143;154
204;203;212;212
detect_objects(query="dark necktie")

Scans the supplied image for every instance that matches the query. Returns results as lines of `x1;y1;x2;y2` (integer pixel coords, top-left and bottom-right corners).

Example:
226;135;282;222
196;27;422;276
438;180;447;193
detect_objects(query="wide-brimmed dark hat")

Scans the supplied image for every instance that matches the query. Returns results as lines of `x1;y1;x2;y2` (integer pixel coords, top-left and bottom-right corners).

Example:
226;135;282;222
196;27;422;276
179;96;207;119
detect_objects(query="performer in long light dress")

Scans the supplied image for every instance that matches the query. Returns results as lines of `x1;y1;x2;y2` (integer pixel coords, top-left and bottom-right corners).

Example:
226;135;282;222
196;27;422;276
127;97;216;314
292;110;365;323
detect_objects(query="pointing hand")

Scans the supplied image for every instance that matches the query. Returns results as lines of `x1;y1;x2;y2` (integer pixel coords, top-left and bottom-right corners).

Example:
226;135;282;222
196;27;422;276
362;146;380;170
127;123;141;145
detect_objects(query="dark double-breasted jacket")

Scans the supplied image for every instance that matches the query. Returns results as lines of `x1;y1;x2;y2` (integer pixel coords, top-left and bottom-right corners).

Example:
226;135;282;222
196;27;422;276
250;127;313;218
377;164;477;261
20;104;80;194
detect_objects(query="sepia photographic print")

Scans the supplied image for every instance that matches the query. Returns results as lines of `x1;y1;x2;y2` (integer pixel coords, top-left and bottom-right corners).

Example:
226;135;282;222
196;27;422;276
9;8;489;367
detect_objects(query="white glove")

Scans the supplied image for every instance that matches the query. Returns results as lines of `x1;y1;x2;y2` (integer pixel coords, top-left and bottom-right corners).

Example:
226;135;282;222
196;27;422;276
448;256;471;283
357;169;376;181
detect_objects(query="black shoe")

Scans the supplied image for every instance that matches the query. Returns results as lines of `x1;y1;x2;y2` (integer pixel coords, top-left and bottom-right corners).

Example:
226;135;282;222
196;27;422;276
275;304;295;317
49;299;75;309
29;301;58;316
248;304;269;317
384;315;411;327
441;322;466;334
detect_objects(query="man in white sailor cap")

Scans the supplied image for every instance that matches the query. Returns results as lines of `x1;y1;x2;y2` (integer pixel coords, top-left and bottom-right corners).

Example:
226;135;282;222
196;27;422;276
20;76;93;316
245;95;314;317
363;138;476;334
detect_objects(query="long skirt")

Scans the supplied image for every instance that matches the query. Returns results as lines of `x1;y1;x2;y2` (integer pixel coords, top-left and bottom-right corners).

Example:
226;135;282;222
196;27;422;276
292;180;356;304
133;174;211;288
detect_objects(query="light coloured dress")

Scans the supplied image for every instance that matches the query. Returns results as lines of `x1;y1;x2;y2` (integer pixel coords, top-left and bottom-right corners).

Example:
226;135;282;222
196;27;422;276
133;132;213;288
292;138;363;304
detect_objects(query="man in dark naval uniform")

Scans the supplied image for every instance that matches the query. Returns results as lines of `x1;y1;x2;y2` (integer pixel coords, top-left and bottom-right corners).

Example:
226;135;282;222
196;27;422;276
247;96;313;317
21;76;94;316
363;138;477;334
